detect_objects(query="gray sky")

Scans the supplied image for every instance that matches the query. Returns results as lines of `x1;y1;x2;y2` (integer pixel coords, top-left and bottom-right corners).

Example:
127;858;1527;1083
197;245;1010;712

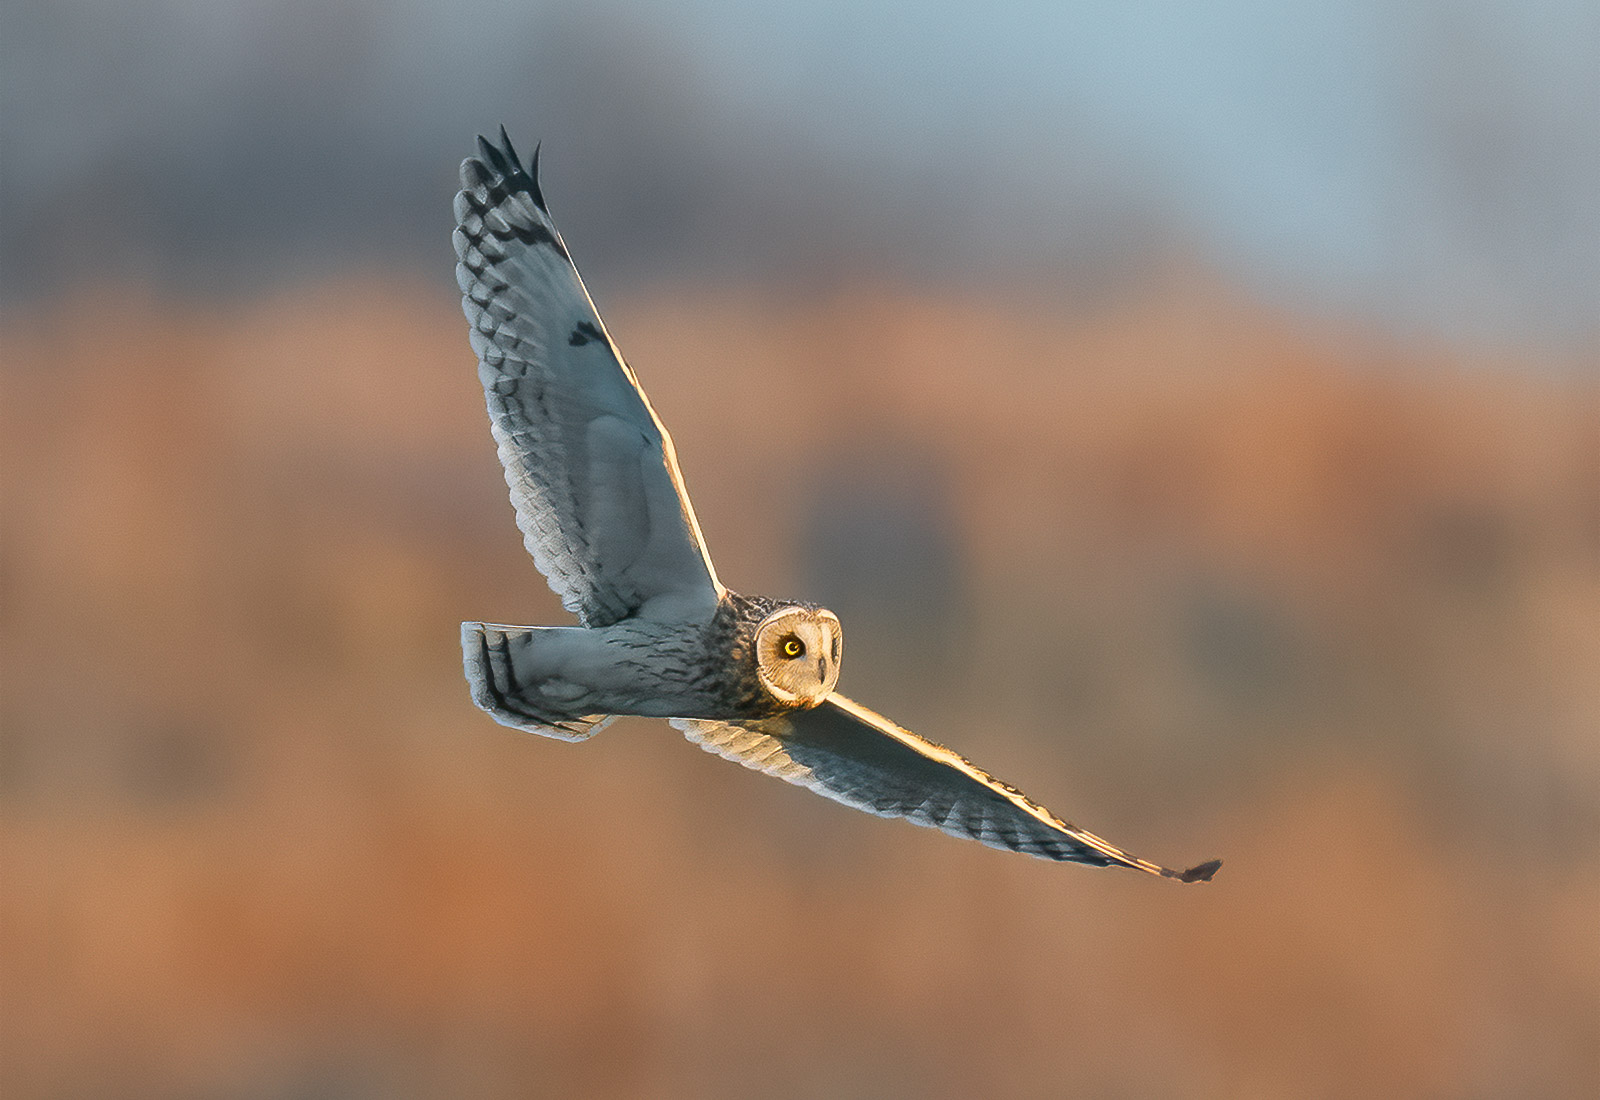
3;0;1596;353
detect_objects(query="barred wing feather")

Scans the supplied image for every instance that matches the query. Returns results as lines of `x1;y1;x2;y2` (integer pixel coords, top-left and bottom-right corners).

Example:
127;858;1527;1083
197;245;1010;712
455;129;723;627
674;696;1220;881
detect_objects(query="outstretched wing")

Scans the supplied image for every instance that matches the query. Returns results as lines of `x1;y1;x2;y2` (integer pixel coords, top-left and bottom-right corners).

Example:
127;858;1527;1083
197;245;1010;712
455;129;724;627
673;695;1220;881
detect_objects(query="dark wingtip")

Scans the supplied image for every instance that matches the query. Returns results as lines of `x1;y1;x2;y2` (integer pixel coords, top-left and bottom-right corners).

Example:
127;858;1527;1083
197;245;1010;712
475;133;507;174
470;126;546;212
528;141;546;210
1178;859;1222;883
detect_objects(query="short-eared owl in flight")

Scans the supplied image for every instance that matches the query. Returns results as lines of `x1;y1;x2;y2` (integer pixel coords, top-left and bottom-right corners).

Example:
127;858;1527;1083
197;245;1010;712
454;129;1219;882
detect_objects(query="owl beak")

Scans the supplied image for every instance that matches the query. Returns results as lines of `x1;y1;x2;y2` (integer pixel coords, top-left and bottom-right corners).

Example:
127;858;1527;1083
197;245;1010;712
817;655;829;683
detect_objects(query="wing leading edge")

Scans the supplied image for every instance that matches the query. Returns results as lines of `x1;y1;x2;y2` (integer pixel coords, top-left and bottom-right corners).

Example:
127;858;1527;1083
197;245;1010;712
674;696;1221;881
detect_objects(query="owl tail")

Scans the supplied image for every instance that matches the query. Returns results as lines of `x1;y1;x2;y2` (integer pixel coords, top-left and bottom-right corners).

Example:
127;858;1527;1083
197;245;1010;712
461;622;614;742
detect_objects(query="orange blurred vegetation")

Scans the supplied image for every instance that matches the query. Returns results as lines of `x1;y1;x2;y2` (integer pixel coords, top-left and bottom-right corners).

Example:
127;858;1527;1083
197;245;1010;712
2;277;1597;1098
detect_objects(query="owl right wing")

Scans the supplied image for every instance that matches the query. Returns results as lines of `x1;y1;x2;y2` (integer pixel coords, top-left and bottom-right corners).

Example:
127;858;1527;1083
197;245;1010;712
673;695;1220;881
455;129;724;628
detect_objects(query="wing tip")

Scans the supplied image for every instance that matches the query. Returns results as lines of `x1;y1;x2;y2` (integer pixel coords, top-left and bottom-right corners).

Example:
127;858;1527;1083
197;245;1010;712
464;126;548;212
1176;858;1222;883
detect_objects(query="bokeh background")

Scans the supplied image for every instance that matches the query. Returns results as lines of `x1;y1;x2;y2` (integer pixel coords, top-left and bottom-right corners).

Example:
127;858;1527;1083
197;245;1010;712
3;2;1598;1097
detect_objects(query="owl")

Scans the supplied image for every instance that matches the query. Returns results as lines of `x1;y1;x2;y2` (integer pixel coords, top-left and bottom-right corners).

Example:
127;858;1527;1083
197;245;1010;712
454;129;1219;882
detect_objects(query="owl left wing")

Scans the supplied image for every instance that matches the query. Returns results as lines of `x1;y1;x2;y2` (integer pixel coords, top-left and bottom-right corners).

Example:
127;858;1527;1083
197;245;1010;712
672;695;1220;881
455;129;723;628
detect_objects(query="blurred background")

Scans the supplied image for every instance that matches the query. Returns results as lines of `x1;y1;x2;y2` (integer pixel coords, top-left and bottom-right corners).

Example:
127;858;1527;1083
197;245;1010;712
2;1;1597;1097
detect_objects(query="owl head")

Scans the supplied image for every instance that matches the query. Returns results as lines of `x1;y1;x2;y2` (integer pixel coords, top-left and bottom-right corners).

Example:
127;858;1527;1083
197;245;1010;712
753;606;843;707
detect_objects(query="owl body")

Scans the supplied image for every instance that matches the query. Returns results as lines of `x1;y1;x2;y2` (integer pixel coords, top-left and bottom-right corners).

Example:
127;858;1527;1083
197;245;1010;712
464;591;841;738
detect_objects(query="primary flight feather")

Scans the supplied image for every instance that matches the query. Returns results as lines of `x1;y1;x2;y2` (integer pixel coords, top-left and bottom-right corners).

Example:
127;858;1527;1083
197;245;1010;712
455;128;1219;882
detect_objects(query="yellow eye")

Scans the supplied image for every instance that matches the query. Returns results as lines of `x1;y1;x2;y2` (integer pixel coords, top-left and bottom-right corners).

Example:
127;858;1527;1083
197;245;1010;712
781;636;805;659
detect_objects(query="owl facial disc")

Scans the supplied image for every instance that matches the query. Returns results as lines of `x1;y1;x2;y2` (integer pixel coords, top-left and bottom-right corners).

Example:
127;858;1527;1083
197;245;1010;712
753;607;843;707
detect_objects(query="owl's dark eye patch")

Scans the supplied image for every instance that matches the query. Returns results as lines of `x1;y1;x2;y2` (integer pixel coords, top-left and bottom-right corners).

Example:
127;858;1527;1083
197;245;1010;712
781;636;805;659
